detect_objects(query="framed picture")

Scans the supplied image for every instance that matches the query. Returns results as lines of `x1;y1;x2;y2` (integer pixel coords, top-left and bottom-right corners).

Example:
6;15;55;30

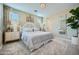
30;15;34;22
26;15;34;22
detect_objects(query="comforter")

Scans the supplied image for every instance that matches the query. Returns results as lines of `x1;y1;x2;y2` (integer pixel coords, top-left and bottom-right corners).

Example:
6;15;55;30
21;31;53;51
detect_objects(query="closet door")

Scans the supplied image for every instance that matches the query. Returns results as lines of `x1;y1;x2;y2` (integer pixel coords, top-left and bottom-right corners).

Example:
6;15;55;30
0;4;3;49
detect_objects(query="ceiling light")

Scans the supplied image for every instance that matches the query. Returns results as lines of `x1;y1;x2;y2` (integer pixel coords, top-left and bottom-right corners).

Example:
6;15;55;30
40;3;47;9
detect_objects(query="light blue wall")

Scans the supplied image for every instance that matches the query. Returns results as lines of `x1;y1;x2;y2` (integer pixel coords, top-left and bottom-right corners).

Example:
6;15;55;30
0;4;3;49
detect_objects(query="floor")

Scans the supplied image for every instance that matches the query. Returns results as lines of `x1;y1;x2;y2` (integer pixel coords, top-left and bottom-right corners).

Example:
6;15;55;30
0;37;79;55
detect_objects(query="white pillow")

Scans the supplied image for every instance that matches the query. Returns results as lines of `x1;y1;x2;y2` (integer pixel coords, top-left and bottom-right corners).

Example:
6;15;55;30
22;28;33;32
34;27;40;31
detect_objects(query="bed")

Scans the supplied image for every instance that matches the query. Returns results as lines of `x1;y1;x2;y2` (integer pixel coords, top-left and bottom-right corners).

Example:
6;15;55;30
20;22;53;51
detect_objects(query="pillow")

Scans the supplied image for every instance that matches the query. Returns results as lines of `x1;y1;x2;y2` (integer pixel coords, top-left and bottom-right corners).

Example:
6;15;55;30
34;27;40;31
22;28;33;32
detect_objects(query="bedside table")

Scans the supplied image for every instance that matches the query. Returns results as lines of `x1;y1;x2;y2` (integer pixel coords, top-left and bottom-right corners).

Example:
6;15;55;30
4;31;20;43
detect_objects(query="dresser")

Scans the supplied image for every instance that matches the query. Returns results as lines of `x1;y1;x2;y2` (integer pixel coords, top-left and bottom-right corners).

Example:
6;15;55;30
4;31;20;43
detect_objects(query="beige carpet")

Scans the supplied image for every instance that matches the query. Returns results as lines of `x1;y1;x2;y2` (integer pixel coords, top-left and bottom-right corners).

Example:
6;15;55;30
0;37;79;55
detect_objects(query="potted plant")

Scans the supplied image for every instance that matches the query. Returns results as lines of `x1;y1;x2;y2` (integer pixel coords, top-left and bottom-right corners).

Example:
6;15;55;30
66;7;79;45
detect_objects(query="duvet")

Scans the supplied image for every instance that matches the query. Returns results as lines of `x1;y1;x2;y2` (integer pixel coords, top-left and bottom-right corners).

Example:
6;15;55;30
21;31;53;51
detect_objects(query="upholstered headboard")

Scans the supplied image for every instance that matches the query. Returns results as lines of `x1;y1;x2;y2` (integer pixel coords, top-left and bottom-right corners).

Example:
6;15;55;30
20;22;40;32
22;22;34;28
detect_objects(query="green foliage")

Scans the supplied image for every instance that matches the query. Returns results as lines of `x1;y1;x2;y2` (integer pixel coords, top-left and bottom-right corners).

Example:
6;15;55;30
66;7;79;29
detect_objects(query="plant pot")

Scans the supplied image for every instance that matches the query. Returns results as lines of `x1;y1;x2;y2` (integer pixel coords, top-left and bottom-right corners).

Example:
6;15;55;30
71;36;78;45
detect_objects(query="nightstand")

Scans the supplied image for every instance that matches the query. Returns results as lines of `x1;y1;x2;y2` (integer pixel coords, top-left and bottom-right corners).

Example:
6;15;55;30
4;31;20;43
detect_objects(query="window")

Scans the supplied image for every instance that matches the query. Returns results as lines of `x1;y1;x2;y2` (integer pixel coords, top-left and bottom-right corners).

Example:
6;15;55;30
9;12;19;22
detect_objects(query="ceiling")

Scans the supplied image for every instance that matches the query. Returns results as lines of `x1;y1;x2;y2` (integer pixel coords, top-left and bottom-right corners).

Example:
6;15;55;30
5;3;79;17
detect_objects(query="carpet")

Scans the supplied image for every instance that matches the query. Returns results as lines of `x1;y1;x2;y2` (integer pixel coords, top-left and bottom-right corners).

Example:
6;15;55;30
0;37;79;55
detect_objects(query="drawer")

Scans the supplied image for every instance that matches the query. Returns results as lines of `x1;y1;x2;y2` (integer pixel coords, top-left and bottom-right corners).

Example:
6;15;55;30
5;32;20;42
13;32;20;39
5;32;13;41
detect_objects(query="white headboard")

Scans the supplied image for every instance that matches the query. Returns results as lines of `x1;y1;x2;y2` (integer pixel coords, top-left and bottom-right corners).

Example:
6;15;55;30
22;22;34;28
20;22;40;32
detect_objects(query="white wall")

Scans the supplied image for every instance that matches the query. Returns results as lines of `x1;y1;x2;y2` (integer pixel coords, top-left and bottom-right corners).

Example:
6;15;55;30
46;5;79;39
0;4;3;49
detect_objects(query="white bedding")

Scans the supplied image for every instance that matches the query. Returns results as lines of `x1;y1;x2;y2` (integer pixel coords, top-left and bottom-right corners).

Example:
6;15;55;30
21;31;53;51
